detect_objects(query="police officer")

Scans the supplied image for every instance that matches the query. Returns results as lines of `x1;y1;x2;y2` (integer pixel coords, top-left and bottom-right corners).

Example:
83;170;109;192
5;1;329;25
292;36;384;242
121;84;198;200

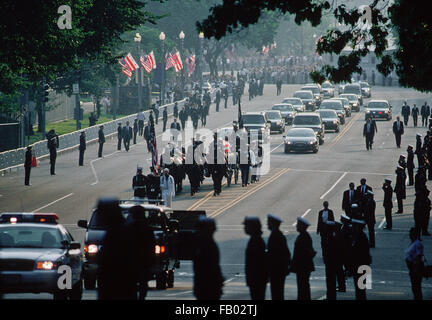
395;165;406;213
421;102;430;127
147;167;161;203
46;129;59;175
98;125;105;157
290;217;315;300
24;145;33;186
79;131;86;166
414;189;431;237
401;101;411;126
193;217;224;300
412;104;420;127
244;217;268;300
133;119;138;144
267;214;291;300
162;106;168;132
383;178;393;230
407;145;415;185
132;167;148;199
415;134;423;166
364;191;376;248
122;121;132;152
117;123;122;151
322;221;342;300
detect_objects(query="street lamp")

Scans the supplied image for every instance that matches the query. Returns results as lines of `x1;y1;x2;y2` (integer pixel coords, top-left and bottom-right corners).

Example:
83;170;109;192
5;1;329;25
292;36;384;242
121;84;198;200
134;32;143;111
198;32;204;92
159;32;166;105
179;31;185;99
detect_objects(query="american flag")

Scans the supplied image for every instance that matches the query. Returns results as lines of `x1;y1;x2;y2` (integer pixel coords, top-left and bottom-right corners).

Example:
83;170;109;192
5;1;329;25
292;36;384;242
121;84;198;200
172;51;183;72
150;122;158;173
140;54;152;73
262;46;269;55
118;58;132;78
148;51;156;69
185;54;196;76
125;53;139;71
165;51;176;70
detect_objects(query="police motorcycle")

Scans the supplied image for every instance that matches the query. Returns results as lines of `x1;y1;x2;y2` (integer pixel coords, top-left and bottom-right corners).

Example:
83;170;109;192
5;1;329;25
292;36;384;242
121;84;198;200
77;196;206;291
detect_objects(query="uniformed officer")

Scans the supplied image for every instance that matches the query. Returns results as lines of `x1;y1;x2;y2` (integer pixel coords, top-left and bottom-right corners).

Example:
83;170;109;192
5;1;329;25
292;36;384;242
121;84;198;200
98;125;105;157
147;167;161;203
415;165;427;194
350;219;372;300
117;123;122;151
132;167;148;199
24;145;33;186
322;221;341;300
243;217;268;300
382;178;393;230
267;214;291;300
290;217;315;300
46;129;59;175
193;217;224;300
407;145;415;185
79;131;86;166
415;134;424;166
364;190;376;248
395;165;407;213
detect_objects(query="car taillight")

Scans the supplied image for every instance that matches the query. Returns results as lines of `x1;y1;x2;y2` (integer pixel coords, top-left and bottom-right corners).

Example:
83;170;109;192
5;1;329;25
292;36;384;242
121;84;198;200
155;245;166;254
84;244;98;254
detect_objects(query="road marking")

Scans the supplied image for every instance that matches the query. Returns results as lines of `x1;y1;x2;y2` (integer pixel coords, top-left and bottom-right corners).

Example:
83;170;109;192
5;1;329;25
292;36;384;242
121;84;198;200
292;209;311;226
167;290;193;297
34;193;74;212
378;217;386;229
208;168;290;218
271;142;284;153
320;172;347;200
317;294;327;300
328;112;362;146
282;167;393;177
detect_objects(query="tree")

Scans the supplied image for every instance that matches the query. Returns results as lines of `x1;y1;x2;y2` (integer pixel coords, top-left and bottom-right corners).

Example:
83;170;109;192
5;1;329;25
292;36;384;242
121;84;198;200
198;0;432;92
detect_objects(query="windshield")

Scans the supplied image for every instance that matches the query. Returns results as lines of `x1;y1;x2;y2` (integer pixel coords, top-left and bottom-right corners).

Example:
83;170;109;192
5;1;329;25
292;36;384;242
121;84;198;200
344;85;361;94
322;83;333;88
294;92;313;99
287;129;315;137
0;226;63;248
272;105;294;111
332;99;349;107
318;110;338;118
360;82;370;88
242;114;266;124
340;94;357;102
293;116;321;125
302;87;320;94
367;101;389;109
283;98;302;105
266;112;281;120
89;208;167;230
320;101;343;110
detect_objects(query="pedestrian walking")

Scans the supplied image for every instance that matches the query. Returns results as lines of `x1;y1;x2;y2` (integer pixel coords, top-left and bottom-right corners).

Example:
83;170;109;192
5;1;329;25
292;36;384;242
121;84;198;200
267;214;291;300
412;104;419;127
163;107;168;132
405;227;424;300
215;88;221;112
24;145;32;186
179;106;187;131
364;191;376;248
382;178;393;230
421;102;430;127
363;117;377;150
98;125;105;157
290;217;315;300
122;121;132;152
243;217;268;300
173;102;179;119
393;116;404;148
117;123;122;151
193;217;224;300
137;110;145;136
342;183;359;217
46;129;59;175
79;131;86;166
317;201;335;258
144;121;152;153
401;101;411;126
160;168;175;208
133;119;138;144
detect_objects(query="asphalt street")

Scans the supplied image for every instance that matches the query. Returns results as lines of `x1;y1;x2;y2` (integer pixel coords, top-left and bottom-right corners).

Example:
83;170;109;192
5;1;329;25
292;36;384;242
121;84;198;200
2;84;432;300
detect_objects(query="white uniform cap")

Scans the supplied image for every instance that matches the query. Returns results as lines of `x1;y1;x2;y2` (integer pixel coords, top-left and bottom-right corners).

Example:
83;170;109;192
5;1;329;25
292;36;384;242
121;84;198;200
297;217;310;227
417;133;422;137
385;178;392;182
163;168;169;173
267;214;282;223
351;203;359;208
400;154;406;158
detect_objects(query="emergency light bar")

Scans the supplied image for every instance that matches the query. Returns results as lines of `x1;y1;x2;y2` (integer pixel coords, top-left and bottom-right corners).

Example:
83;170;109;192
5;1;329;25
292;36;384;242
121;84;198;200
0;213;59;224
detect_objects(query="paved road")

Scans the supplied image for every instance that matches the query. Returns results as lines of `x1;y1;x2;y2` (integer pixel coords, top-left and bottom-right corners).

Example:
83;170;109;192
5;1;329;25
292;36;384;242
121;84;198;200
2;84;432;300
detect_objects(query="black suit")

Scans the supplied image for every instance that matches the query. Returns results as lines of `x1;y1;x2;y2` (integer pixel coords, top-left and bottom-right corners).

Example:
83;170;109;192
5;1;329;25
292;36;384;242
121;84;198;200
363;121;377;150
412;107;419;127
79;134;86;166
364;197;376;247
401;105;410;125
383;184;393;229
356;184;373;215
421;104;430;127
407;149;415;185
342;189;360;217
392;120;404;148
24;148;32;185
98;128;105;157
317;209;335;259
117;125;122;150
122;126;133;151
144;125;152;152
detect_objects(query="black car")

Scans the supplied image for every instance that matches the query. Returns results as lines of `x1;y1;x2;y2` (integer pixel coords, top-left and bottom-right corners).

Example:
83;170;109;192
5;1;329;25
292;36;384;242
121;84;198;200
293;91;316;111
264;110;286;133
292;113;325;145
340;94;361;112
77;200;205;290
317;109;340;132
283;128;319;153
320;99;346;125
272;104;297;125
0;213;83;300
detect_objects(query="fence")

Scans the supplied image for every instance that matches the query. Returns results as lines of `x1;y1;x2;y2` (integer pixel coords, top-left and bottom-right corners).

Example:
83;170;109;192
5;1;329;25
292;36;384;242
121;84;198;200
0;99;186;173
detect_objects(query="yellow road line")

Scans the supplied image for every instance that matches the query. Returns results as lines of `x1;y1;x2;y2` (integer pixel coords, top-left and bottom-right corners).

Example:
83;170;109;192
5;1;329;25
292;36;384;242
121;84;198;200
209;168;290;218
328;112;362;147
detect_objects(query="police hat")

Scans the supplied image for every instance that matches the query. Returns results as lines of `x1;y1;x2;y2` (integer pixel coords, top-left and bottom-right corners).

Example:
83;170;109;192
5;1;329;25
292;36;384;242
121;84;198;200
351;203;359;209
297;217;310;227
385;178;392;183
267;214;282;224
243;216;261;230
26;145;32;149
408;145;413;149
400;154;406;158
417;133;422;137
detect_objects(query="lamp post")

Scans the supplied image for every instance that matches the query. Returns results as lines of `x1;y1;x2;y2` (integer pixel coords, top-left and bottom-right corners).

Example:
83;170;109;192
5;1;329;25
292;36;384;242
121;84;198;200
159;32;166;105
179;30;185;99
198;32;204;92
134;32;143;111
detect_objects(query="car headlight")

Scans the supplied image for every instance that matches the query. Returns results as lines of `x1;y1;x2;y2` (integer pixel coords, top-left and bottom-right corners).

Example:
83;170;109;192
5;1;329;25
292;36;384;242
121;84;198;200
353;103;358;107
286;141;292;144
84;244;99;254
365;110;370;113
155;244;166;254
309;141;315;144
36;261;56;270
385;110;389;113
333;120;338;124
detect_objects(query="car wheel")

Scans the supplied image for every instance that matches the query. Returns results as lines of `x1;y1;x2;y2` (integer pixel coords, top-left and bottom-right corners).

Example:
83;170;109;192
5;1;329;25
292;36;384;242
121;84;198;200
70;279;83;300
284;145;289;154
156;271;167;290
336;127;340;133
313;148;319;153
167;270;174;288
84;277;97;290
